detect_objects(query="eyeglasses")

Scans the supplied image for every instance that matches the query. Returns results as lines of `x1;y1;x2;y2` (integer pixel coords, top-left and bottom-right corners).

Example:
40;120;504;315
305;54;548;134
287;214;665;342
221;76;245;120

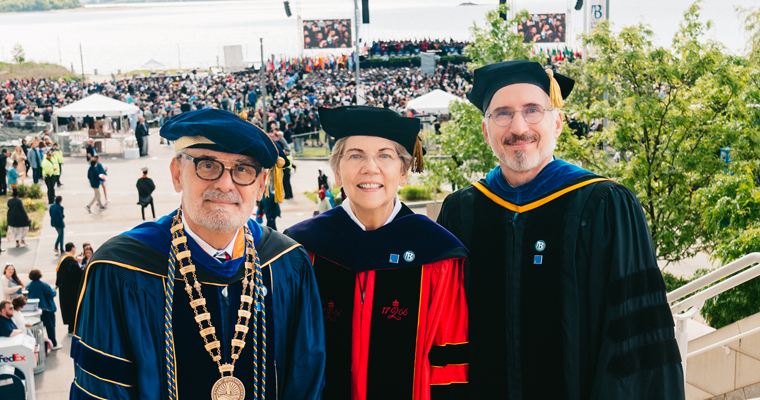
339;150;399;167
181;153;263;186
486;105;556;127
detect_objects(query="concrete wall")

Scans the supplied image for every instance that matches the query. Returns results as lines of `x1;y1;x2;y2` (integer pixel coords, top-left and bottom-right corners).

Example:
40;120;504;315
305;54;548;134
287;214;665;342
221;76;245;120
686;312;760;400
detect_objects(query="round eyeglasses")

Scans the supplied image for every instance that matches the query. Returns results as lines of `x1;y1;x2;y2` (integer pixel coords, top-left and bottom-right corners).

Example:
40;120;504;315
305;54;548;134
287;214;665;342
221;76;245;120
182;153;263;186
486;105;556;127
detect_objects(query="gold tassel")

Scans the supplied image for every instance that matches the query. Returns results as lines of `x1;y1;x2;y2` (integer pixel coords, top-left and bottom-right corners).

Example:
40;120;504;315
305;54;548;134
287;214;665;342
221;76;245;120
237;110;248;120
545;69;564;109
270;157;286;203
411;135;424;173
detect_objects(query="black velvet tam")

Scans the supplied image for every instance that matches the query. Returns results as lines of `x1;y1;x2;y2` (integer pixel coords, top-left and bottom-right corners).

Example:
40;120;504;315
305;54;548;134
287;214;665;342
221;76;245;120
466;60;575;113
318;106;421;156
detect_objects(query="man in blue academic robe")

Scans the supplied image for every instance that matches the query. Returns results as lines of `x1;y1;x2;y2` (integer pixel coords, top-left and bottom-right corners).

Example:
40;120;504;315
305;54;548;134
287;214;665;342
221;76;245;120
70;108;325;400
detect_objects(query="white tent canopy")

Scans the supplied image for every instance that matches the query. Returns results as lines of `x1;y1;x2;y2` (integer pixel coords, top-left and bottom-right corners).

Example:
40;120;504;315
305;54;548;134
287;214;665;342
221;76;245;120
54;94;139;118
405;89;463;115
141;59;165;69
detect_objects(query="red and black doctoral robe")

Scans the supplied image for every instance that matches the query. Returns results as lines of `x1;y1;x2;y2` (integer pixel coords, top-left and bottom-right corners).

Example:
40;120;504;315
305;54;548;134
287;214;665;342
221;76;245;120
286;203;468;400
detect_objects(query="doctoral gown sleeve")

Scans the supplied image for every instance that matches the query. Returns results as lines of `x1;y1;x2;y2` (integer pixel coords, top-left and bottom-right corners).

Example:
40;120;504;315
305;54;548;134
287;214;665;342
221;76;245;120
70;262;165;400
276;247;326;400
418;257;469;400
579;185;685;400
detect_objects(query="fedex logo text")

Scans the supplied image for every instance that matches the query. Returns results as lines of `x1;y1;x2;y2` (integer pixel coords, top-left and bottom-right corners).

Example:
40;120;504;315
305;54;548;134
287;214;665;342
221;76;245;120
0;354;26;362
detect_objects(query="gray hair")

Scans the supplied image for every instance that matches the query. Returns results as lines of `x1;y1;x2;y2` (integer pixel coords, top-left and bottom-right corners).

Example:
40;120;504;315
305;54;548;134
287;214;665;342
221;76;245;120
328;137;412;176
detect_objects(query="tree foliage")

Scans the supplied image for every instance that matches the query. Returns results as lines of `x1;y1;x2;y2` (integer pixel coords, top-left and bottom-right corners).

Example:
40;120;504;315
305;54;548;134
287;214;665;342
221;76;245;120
423;4;542;190
694;158;760;328
11;44;25;64
561;3;757;263
0;0;81;13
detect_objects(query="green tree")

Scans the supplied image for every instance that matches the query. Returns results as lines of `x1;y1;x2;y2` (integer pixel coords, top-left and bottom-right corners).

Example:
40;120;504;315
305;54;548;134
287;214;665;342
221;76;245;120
423;4;542;191
738;5;760;65
694;159;760;328
12;44;25;63
560;3;757;263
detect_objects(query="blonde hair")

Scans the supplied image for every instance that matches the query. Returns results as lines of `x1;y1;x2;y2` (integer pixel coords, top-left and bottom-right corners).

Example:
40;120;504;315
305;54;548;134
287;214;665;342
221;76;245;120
329;137;412;176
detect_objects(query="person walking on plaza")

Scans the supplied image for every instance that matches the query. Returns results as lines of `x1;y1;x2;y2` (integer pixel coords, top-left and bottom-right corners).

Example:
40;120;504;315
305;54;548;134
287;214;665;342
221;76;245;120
136;166;156;220
21;138;30;176
52;142;64;187
7;189;30;248
50;195;65;254
0;149;8;195
56;242;82;335
259;186;281;230
71;109;324;399
7;160;20;189
136;116;149;156
86;158;106;213
42;150;57;204
10;145;26;186
93;155;110;203
436;60;684;399
2;263;24;301
27;140;42;184
317;168;329;190
27;269;61;350
85;138;97;162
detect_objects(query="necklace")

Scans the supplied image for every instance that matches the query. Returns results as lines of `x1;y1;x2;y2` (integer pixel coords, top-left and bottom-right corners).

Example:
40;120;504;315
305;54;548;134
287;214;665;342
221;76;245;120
170;209;267;400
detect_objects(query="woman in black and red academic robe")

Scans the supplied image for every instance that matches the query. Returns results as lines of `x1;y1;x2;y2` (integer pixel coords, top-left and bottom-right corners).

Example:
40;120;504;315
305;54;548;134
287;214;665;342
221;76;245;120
286;106;468;400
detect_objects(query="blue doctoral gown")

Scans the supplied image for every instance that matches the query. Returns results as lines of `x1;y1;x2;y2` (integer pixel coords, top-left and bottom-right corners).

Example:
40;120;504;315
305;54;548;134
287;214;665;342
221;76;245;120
70;209;325;399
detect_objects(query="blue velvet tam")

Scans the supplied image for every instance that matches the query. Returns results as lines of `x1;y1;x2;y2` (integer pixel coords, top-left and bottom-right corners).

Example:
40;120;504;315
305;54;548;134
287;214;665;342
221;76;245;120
466;60;575;114
160;108;284;169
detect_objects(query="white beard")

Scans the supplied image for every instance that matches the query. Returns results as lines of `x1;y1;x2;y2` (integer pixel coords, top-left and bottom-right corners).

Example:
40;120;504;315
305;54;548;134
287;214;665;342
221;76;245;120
181;174;253;233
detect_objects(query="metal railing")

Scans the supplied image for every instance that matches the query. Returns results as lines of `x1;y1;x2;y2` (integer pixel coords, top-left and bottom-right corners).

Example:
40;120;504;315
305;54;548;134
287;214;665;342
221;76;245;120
668;252;760;383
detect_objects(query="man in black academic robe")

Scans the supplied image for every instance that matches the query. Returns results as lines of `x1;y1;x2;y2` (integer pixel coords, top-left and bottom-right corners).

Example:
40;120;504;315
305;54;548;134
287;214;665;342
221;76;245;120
437;61;685;399
56;243;83;334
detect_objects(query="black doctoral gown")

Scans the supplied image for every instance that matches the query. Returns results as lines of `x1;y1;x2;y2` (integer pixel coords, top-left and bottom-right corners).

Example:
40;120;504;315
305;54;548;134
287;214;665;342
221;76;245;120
437;174;685;400
56;254;83;326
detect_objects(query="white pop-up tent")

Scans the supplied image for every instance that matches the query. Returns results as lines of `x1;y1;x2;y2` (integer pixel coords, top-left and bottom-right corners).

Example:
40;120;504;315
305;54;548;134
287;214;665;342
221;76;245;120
141;59;165;70
55;94;139;118
405;89;463;115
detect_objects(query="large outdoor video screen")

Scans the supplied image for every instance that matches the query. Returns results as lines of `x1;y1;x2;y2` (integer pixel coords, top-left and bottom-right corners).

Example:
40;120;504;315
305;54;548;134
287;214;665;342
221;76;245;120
303;19;352;49
518;13;566;43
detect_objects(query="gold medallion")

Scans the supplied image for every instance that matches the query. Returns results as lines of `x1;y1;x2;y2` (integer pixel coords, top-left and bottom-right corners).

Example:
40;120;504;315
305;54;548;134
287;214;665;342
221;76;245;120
211;376;245;400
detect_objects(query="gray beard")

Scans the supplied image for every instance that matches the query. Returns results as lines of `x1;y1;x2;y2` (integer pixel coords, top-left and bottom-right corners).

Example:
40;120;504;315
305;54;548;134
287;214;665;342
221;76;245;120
489;132;557;173
181;180;253;233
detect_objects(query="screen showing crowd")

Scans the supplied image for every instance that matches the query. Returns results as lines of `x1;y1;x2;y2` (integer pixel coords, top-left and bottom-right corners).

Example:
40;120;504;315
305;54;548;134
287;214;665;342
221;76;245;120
518;13;566;43
303;19;352;49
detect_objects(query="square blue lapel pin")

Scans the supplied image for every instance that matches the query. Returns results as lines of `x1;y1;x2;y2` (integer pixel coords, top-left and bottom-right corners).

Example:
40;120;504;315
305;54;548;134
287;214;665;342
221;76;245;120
533;255;543;265
389;254;400;264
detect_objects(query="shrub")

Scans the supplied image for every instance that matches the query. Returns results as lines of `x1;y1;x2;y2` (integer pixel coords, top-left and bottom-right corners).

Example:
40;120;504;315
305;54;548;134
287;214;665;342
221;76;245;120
16;184;43;200
0;218;6;236
662;271;692;293
398;185;432;201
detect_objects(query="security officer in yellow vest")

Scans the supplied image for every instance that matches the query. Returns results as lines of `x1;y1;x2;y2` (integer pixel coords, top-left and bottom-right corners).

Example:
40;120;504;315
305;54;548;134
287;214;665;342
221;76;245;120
41;150;58;205
52;142;64;187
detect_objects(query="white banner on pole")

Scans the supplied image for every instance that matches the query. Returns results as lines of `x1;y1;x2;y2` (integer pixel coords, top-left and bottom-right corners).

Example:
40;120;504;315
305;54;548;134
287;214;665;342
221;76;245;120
587;0;609;32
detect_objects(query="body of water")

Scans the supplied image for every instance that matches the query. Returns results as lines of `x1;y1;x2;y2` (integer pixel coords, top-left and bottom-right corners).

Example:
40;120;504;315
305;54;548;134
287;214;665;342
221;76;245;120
0;0;754;75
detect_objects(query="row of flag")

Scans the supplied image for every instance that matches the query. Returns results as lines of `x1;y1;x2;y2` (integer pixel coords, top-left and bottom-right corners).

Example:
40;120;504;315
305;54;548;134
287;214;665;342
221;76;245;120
260;46;582;74
532;47;584;62
266;53;357;73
